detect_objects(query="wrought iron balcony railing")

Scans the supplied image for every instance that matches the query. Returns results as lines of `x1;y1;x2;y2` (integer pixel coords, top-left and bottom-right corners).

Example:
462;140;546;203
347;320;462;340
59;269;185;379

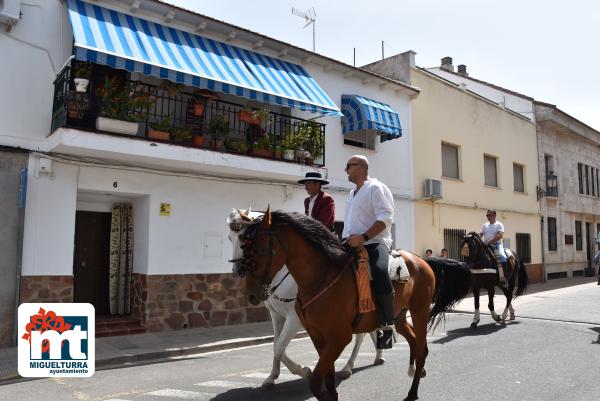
51;62;326;166
545;174;558;197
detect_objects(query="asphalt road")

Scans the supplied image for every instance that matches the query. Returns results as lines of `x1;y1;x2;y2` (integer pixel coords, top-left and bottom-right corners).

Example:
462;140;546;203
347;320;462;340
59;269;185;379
2;281;599;401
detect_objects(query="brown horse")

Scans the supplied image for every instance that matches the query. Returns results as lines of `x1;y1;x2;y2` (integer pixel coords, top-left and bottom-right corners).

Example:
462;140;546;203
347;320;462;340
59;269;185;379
230;209;471;401
461;232;528;327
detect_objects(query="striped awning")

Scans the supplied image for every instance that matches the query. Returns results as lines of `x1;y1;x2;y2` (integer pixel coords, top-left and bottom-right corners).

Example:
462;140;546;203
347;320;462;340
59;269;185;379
65;0;342;116
341;95;402;141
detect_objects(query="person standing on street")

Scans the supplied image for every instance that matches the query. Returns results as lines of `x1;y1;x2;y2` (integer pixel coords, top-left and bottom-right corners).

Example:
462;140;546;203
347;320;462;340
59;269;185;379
298;172;335;231
343;155;395;347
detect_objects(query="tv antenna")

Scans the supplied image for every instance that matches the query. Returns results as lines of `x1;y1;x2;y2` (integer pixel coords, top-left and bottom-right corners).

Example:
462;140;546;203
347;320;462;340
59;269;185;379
292;7;316;52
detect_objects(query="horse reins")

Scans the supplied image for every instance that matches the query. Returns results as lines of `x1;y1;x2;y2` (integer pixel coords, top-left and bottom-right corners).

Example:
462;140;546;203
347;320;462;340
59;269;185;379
295;257;354;312
264;271;295;303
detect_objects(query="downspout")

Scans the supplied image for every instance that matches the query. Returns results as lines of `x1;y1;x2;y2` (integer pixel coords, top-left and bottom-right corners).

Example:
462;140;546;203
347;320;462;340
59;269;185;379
535;115;547;283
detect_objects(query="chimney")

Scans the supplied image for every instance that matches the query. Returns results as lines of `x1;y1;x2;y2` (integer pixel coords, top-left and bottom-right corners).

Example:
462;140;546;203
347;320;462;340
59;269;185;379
457;64;468;76
440;56;454;72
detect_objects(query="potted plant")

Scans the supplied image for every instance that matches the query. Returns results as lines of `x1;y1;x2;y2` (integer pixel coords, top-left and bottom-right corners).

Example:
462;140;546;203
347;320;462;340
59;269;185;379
96;77;155;135
252;134;272;158
73;62;92;93
192;132;205;148
225;137;248;154
239;108;270;126
171;126;193;144
65;90;89;119
302;121;324;164
280;130;297;161
148;115;172;141
274;145;282;160
207;113;229;150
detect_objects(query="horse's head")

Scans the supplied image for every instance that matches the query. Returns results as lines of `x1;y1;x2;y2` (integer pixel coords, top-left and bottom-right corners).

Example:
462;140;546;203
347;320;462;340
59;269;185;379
227;206;286;305
462;231;490;266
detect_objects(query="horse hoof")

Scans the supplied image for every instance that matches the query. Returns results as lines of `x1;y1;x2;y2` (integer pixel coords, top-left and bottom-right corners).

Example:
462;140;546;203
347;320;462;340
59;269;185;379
337;370;352;380
373;357;385;366
407;366;416;377
260;381;275;390
470;322;478;329
510;314;516;321
300;366;312;379
421;368;426;378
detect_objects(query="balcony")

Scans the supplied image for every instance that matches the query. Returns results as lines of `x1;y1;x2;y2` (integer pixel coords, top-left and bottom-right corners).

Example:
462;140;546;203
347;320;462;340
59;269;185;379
51;62;326;167
545;174;558;197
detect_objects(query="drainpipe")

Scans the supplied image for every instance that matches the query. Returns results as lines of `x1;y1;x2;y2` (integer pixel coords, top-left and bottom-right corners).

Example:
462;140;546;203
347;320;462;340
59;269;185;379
13;166;27;345
535;120;547;283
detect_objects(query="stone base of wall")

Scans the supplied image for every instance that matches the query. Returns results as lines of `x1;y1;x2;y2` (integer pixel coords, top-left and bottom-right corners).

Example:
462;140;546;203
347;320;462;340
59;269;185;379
132;273;269;332
20;276;74;303
525;264;543;284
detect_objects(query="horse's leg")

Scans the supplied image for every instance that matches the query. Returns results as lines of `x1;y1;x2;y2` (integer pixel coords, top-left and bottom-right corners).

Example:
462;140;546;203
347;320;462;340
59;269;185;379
262;307;285;389
338;333;364;380
488;286;501;322
471;286;481;329
499;278;513;324
369;330;385;365
509;303;516;320
278;310;312;379
395;310;418;377
310;335;349;401
404;310;428;401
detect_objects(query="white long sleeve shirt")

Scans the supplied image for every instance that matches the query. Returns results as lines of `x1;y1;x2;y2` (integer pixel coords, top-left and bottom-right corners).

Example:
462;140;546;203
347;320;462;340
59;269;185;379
342;178;394;248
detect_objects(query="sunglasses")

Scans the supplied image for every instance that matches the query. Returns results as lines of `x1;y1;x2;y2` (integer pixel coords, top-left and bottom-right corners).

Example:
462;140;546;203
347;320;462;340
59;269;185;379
346;163;362;169
486;214;493;217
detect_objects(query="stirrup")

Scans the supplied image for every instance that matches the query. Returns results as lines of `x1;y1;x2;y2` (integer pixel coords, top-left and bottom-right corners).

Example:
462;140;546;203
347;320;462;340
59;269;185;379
376;327;394;349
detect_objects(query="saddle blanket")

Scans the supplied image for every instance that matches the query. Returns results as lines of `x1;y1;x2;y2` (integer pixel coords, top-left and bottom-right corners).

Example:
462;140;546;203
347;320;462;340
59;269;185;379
389;250;410;282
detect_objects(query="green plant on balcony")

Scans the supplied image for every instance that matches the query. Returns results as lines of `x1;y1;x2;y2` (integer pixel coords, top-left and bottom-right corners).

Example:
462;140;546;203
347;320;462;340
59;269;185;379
96;77;155;122
207;113;229;150
171;126;193;143
301;121;324;162
239;107;271;126
73;62;92;93
160;81;185;97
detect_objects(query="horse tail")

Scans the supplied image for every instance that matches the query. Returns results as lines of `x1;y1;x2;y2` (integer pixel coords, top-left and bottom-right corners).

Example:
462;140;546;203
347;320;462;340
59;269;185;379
514;257;528;298
426;257;472;329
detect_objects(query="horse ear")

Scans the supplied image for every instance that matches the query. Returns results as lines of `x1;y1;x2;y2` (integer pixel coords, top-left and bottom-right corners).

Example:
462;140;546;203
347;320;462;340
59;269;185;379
238;209;252;222
261;205;272;228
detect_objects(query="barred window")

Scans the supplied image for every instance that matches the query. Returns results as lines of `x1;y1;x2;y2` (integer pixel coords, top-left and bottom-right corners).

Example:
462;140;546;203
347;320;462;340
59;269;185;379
575;220;582;251
443;228;466;260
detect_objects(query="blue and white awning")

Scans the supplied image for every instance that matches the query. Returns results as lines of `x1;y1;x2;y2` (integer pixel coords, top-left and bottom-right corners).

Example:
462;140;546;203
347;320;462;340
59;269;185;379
341;95;402;141
65;0;342;116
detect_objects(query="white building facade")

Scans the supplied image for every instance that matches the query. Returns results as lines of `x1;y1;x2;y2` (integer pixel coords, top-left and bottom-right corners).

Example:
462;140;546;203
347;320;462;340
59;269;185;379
1;0;418;335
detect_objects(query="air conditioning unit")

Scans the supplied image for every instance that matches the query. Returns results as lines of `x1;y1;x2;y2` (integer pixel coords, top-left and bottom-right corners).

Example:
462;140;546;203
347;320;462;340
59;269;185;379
0;0;21;30
424;178;442;199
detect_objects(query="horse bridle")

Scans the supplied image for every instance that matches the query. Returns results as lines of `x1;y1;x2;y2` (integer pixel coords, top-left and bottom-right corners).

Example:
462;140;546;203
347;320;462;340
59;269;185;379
464;234;497;269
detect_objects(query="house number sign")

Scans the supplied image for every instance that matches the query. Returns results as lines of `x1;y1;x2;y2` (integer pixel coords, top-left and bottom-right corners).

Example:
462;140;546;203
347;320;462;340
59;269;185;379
160;203;171;216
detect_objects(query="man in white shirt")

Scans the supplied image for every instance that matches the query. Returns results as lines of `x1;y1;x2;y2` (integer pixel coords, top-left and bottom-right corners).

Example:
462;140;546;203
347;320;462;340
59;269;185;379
479;209;507;285
343;155;395;347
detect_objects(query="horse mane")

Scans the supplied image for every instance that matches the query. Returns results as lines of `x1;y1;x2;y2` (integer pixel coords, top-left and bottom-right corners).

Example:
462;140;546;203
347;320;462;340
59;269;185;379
266;210;351;268
464;231;497;269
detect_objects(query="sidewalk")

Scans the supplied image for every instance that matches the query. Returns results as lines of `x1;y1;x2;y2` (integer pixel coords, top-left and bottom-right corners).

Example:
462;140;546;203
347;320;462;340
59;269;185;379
1;276;596;385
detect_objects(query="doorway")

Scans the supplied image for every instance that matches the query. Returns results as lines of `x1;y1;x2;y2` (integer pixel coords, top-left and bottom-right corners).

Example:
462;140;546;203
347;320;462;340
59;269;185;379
73;211;111;315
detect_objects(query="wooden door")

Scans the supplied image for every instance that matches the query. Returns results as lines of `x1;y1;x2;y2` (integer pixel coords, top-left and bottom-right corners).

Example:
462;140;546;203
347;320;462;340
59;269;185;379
73;211;112;315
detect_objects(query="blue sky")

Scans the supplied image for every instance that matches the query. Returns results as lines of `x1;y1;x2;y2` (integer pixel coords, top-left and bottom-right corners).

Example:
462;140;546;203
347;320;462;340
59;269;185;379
167;0;600;131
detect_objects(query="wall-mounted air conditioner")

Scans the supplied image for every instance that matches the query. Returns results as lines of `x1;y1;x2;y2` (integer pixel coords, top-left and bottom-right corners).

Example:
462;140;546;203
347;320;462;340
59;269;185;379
424;178;442;199
0;0;21;30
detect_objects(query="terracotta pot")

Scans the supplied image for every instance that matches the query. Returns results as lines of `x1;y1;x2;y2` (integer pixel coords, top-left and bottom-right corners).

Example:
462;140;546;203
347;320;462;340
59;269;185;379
148;128;170;141
193;102;205;117
209;139;225;151
239;110;260;125
253;148;271;158
192;135;205;148
68;109;82;119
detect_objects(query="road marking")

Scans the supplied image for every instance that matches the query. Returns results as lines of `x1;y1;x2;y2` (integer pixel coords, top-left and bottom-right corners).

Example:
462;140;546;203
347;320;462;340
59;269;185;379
104;399;132;401
242;372;297;381
194;380;253;388
146;389;214;399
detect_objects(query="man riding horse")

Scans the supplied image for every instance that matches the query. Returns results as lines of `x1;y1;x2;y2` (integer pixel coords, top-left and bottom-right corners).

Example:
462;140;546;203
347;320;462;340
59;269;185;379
480;209;508;287
343;155;396;349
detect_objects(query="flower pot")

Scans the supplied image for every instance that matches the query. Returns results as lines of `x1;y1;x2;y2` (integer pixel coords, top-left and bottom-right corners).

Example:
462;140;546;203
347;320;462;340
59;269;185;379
74;78;89;93
209;139;225;151
274;149;282;159
283;149;295;161
148;128;170;141
96;117;139;136
193;102;205;117
68;110;83;119
239;110;260;125
253;148;271;158
192;135;205;148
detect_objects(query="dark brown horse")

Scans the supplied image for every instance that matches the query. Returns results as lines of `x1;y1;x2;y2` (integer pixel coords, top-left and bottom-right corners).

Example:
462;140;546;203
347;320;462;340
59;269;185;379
230;209;471;401
461;232;528;328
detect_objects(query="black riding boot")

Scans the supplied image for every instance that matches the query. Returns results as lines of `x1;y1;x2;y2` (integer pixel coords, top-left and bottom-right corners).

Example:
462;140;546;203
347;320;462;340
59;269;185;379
375;292;395;349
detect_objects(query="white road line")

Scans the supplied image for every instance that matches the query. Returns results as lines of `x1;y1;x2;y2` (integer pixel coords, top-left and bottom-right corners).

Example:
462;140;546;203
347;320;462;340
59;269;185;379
194;380;252;388
146;389;215;399
104;399;132;401
242;372;297;381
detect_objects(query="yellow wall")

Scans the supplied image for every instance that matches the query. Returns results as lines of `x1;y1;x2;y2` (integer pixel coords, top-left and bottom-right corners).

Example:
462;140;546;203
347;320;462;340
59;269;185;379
412;69;541;263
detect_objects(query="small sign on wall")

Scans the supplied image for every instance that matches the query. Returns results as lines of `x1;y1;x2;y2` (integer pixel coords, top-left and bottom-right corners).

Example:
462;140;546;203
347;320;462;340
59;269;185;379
160;203;171;216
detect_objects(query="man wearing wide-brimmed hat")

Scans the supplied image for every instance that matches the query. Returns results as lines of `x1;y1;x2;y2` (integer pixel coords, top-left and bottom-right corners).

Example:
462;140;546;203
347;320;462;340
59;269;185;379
298;172;335;231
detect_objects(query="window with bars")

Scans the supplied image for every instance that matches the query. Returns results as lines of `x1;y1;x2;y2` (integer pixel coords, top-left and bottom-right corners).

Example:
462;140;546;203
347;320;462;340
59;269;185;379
575;220;582;251
484;155;498;187
442;143;459;179
443;228;466;260
516;233;531;263
578;163;584;194
513;163;524;192
547;217;557;251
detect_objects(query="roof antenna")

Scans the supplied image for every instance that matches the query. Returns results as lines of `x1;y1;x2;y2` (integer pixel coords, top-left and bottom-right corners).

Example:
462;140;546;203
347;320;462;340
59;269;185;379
292;7;316;52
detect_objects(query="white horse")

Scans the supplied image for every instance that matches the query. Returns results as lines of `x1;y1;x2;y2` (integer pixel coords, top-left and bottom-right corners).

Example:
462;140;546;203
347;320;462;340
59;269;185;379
227;209;384;389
